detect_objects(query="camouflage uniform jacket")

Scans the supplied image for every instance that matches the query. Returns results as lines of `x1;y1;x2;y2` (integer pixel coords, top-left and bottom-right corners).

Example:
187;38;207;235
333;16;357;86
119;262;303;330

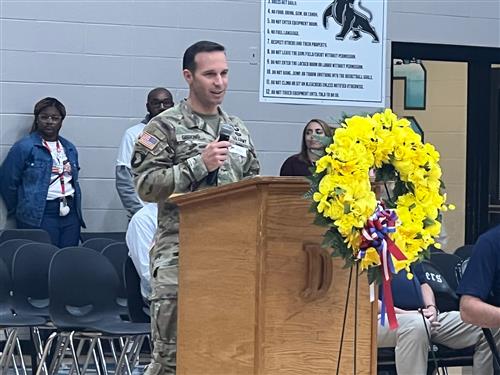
131;100;260;277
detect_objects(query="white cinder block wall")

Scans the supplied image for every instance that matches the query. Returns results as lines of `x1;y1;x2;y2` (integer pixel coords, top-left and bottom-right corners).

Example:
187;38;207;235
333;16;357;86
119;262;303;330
1;0;499;232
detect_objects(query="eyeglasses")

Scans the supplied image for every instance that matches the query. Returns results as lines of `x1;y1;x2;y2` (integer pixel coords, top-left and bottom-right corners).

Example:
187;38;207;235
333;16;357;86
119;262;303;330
38;115;62;122
149;100;174;108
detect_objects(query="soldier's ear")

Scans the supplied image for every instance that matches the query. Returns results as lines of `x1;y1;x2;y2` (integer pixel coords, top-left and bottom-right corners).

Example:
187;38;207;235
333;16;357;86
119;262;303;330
183;69;193;85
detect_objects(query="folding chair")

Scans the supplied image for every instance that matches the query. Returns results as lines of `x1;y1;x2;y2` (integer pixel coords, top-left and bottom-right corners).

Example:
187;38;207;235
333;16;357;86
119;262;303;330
428;252;463;290
101;242;132;319
0;239;34;276
81;238;116;252
37;247;150;375
80;232;126;243
454;244;474;260
0;259;47;375
123;257;150;324
0;229;51;245
11;242;60;374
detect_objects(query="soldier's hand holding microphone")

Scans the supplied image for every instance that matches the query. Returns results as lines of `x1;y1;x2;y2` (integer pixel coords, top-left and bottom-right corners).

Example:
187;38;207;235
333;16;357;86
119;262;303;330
202;124;233;185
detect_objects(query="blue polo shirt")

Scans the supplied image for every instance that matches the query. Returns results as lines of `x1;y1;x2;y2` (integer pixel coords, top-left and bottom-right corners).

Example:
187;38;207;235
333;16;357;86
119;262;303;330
457;225;500;306
381;263;426;310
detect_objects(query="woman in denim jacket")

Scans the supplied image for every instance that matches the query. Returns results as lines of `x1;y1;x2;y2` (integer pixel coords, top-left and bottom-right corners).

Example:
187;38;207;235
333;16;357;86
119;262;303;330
0;97;85;247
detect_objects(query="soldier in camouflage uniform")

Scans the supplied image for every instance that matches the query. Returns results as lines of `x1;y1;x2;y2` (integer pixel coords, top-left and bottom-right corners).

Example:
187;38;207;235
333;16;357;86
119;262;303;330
132;40;260;375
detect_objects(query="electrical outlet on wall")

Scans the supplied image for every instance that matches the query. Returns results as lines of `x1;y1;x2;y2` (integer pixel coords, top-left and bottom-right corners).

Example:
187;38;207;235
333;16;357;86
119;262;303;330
249;47;258;65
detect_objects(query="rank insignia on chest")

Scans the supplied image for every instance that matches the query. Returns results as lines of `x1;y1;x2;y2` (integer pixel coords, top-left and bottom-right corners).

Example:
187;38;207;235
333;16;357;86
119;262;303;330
138;132;160;150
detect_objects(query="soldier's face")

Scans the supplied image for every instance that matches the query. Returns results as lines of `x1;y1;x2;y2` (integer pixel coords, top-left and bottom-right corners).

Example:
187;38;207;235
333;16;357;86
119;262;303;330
184;51;228;113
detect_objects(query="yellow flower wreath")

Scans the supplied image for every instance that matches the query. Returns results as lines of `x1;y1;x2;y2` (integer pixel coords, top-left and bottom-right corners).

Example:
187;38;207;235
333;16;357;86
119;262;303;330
309;109;453;282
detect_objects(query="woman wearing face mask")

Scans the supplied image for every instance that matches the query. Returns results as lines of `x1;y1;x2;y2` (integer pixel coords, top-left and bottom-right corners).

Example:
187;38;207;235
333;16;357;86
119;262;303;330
280;119;334;177
0;97;85;247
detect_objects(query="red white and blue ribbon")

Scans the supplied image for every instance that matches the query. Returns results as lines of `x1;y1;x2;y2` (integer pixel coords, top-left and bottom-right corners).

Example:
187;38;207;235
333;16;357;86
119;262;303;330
358;203;406;329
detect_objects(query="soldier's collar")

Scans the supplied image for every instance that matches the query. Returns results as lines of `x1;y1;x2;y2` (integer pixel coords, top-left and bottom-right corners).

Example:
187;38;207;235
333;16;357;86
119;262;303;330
180;99;230;129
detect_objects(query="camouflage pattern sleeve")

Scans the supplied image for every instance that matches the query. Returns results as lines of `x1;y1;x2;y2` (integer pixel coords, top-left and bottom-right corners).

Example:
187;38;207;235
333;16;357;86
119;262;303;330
131;117;209;202
229;116;260;178
243;136;260;178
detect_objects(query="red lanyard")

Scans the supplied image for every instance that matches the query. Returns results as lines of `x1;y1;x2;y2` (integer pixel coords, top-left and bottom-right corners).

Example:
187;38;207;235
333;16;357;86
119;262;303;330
43;140;66;195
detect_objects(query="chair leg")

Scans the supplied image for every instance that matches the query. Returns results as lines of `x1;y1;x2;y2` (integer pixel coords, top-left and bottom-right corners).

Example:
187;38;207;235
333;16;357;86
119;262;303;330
11;352;21;375
32;327;49;375
68;337;86;375
91;341;102;375
96;338;109;375
68;331;81;375
49;333;71;375
0;328;18;372
35;331;58;375
111;337;132;375
80;338;99;375
129;335;146;371
109;339;118;365
14;336;27;375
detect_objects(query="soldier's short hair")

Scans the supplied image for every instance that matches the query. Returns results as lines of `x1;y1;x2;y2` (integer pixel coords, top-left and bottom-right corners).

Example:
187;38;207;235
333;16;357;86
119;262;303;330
183;40;226;73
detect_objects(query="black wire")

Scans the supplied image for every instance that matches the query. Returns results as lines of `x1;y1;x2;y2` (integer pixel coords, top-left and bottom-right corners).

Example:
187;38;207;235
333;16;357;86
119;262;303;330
336;266;353;375
409;266;442;375
418;308;442;375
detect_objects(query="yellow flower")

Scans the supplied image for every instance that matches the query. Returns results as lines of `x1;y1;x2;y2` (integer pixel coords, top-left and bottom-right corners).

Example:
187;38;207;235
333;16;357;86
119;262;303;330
360;247;381;270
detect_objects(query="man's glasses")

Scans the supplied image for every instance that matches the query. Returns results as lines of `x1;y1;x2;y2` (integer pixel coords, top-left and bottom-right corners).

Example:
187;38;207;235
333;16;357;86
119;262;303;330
38;115;62;122
149;100;173;108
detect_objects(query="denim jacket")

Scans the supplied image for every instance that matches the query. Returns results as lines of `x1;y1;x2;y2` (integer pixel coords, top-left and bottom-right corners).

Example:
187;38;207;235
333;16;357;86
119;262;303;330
0;132;85;227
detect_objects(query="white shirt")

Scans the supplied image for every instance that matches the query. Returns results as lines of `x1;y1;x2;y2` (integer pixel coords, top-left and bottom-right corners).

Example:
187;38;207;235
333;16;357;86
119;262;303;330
126;203;157;299
116;121;148;167
45;140;75;200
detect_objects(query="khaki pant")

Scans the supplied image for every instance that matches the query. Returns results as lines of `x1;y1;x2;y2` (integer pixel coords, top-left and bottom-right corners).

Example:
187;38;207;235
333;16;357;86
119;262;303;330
378;311;498;375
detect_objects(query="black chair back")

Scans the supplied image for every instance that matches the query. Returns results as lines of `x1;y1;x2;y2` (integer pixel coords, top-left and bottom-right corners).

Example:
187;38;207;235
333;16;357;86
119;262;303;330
0;229;51;244
48;247;121;327
0;258;12;316
428;252;463;290
454;245;474;260
124;257;150;323
101;242;130;317
11;242;59;317
0;239;34;276
81;237;116;252
80;232;126;243
455;257;470;284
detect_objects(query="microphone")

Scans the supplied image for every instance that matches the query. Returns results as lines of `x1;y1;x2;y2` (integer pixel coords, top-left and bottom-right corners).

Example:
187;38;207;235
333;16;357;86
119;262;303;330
206;123;233;185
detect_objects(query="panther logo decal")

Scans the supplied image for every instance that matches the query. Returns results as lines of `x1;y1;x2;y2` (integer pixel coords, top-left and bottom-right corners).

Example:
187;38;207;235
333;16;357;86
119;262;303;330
323;0;380;43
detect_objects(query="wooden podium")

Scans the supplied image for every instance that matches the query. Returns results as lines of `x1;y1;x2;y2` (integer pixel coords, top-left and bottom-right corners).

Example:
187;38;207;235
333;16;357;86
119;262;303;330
171;177;377;375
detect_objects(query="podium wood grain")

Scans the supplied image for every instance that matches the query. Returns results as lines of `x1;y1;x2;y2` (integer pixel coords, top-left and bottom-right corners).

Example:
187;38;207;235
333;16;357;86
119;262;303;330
172;177;377;375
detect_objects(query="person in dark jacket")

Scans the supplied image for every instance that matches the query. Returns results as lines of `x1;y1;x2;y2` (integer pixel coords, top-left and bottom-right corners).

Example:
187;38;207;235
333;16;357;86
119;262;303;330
0;97;85;247
280;118;333;177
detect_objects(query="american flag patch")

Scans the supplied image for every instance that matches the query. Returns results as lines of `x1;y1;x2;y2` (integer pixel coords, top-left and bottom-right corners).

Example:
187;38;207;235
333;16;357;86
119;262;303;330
138;132;160;150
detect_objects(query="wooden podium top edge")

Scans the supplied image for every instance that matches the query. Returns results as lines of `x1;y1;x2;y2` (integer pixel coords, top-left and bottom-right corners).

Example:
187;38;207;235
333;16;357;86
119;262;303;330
170;176;310;206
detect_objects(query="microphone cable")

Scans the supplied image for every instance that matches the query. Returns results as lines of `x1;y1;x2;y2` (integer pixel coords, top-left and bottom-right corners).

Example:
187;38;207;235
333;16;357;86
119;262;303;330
418;307;444;375
409;267;444;375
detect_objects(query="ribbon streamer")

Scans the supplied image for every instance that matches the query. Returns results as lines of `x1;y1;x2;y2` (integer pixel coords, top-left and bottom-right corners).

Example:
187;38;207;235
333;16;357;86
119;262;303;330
358;203;406;329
